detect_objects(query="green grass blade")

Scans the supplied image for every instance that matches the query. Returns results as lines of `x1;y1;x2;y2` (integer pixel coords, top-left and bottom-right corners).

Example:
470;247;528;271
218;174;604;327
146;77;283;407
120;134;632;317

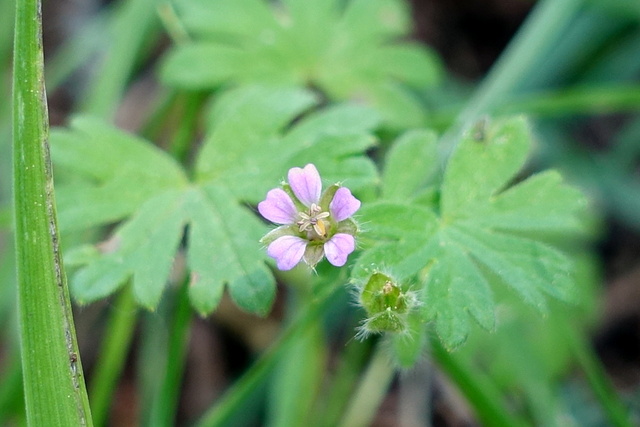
431;338;527;427
80;0;162;118
562;323;633;427
12;0;92;424
89;287;137;427
439;0;584;163
195;285;338;427
337;345;395;427
148;281;192;427
0;0;15;69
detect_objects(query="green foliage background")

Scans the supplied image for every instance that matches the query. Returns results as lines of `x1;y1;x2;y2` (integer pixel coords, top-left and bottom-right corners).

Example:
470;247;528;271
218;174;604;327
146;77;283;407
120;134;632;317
3;0;640;425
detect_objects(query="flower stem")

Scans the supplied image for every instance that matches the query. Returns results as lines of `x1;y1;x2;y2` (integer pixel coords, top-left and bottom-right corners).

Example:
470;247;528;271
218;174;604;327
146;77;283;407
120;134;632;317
337;344;395;427
316;338;373;427
12;0;92;422
80;0;163;118
194;285;338;427
147;280;193;427
430;338;527;427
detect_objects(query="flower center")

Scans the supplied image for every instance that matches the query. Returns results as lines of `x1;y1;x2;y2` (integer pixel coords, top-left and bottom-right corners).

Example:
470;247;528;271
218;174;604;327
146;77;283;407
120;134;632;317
296;203;331;237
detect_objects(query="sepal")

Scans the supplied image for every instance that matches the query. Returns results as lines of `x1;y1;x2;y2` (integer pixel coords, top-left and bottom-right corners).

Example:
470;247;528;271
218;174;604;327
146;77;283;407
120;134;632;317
259;225;299;246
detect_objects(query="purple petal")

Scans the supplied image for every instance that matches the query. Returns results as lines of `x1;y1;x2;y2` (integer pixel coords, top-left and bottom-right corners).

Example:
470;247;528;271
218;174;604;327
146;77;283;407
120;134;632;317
324;233;355;267
267;236;308;270
329;187;361;221
258;189;298;224
288;164;322;207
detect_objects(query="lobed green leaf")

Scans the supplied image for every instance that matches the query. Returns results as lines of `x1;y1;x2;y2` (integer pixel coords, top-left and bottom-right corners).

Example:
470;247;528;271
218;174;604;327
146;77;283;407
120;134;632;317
186;186;274;316
357;117;589;349
340;0;410;42
172;0;277;39
197;85;379;202
55;86;379;315
51;117;187;232
71;191;187;308
381;130;439;201
160;0;441;128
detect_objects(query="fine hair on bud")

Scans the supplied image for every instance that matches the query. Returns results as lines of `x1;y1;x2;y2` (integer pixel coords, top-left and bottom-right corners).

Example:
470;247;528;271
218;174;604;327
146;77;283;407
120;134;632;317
353;269;420;340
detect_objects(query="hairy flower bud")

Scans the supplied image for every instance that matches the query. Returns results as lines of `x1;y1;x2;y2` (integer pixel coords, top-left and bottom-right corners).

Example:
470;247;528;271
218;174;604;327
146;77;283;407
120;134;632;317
356;272;419;338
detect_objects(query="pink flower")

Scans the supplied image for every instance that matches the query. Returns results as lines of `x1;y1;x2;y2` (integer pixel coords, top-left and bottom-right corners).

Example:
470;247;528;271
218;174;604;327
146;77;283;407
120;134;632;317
258;164;360;270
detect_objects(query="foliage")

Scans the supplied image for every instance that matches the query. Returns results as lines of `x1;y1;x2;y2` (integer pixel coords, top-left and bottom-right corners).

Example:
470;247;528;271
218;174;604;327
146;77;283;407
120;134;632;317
354;117;588;349
52;86;379;315
5;0;640;425
160;0;442;128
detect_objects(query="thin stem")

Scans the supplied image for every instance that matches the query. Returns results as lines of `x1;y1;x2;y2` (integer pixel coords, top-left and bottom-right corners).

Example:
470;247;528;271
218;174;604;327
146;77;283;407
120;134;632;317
80;0;162;118
495;85;640;117
430;84;640;131
157;1;191;45
12;0;92;422
430;338;527;427
168;92;207;163
317;338;372;427
337;344;395;427
89;287;138;427
194;285;338;427
562;323;633;427
149;280;193;427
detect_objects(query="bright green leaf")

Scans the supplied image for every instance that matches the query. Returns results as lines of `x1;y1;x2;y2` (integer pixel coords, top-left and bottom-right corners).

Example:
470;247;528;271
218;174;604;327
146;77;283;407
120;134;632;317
479;170;589;234
196;85;317;184
71;191;187;308
356;117;589;349
382;130;439;201
55;87;379;315
173;0;277;39
196;85;379;202
441;117;531;219
423;240;495;349
186;185;275;316
159;44;246;89
372;44;443;88
357;202;438;241
340;0;410;42
51;117;188;232
447;224;574;307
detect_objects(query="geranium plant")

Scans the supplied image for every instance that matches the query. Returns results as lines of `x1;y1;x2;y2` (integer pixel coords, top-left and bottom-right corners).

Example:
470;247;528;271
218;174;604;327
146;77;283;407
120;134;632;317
6;0;638;426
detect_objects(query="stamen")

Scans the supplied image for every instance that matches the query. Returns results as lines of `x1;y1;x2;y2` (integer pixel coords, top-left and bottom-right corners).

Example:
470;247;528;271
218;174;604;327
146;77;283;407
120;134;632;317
296;205;331;236
313;219;326;236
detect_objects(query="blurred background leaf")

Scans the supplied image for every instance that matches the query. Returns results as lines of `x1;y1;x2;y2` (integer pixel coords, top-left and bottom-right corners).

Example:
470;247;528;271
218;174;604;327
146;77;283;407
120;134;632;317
160;0;443;129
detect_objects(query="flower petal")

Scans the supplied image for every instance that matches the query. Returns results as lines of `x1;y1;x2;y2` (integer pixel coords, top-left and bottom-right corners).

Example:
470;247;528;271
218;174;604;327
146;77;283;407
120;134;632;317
329;187;361;222
258;189;298;224
324;233;355;267
267;236;307;270
288;164;322;207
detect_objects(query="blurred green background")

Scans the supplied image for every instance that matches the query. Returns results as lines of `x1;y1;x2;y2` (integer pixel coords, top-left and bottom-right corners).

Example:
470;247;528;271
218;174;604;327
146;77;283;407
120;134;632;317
2;0;640;425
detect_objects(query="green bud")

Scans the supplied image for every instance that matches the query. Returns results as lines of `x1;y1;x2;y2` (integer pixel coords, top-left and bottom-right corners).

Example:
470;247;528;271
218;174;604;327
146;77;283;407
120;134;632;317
358;272;417;336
